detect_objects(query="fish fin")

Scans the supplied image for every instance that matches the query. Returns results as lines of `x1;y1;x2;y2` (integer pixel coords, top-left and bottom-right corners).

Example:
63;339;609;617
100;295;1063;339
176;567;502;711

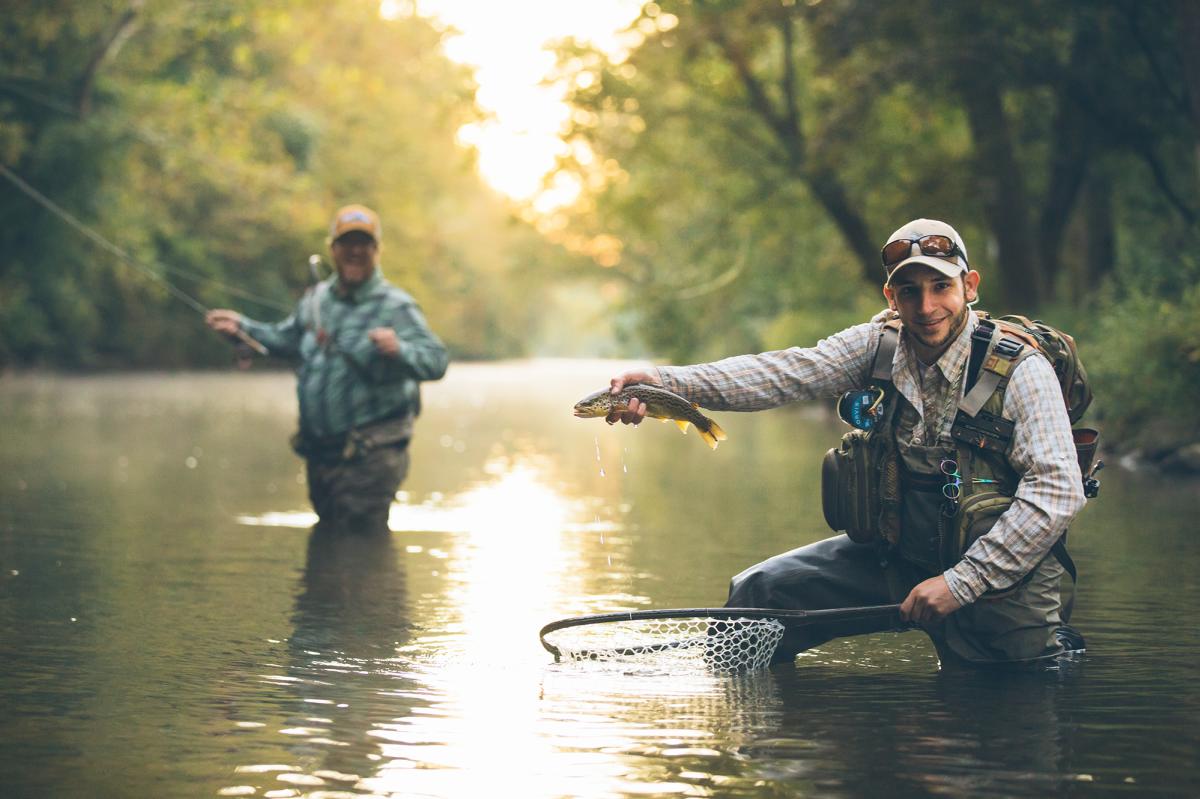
698;427;719;449
674;419;691;434
708;418;727;442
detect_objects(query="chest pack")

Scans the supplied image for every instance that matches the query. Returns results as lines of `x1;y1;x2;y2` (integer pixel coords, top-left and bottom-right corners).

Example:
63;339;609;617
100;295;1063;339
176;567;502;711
821;312;1100;583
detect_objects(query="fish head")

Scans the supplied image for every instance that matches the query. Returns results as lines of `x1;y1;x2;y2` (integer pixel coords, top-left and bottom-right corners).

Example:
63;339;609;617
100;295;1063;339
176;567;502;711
573;388;615;418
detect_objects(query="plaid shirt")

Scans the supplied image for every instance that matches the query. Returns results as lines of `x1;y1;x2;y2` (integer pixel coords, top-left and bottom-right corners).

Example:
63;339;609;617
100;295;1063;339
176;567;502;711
241;269;448;438
657;312;1085;606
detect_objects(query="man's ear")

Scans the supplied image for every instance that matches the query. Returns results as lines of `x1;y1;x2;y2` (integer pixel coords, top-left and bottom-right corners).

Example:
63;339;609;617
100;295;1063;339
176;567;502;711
964;270;981;302
882;285;897;311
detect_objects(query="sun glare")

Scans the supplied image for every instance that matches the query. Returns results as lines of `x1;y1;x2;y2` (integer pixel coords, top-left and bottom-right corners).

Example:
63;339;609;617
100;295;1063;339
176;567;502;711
386;0;645;207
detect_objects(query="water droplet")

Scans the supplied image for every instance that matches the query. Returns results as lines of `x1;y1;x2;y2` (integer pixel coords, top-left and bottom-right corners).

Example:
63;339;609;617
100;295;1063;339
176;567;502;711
599;467;606;477
185;456;198;469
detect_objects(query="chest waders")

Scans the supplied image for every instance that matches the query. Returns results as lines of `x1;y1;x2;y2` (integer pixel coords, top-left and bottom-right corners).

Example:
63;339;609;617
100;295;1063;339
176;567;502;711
822;319;1089;662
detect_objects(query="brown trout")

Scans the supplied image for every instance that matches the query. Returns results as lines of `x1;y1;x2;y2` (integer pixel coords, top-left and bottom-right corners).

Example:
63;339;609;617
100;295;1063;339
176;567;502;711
573;384;728;450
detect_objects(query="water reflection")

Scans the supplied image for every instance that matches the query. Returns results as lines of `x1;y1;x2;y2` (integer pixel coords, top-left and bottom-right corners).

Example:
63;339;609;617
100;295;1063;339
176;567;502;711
4;367;1199;798
291;528;410;656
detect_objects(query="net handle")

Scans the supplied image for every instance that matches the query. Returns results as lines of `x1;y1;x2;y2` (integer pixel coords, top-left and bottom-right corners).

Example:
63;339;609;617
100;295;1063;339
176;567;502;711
539;604;902;658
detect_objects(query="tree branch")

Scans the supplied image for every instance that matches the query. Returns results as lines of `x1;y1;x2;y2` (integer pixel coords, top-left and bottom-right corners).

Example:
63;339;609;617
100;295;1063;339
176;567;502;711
76;1;144;117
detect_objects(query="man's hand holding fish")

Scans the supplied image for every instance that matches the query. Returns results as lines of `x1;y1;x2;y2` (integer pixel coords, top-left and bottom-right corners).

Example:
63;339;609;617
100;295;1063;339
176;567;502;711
605;369;661;425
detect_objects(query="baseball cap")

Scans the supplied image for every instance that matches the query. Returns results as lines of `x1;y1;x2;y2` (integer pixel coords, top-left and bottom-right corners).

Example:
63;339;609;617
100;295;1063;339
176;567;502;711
882;218;969;286
329;204;382;243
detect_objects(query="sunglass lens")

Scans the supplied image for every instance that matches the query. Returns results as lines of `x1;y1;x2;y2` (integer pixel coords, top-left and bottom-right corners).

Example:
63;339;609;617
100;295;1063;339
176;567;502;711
881;239;913;267
918;235;955;256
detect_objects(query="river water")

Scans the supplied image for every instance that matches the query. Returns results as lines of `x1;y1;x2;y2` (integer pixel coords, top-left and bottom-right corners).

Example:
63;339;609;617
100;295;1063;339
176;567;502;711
1;361;1197;798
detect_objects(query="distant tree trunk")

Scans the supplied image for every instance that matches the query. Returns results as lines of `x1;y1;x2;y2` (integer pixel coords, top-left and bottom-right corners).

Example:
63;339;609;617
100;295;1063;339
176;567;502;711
1176;0;1200;194
712;16;877;286
804;166;878;285
956;78;1041;311
1082;168;1115;292
76;2;144;117
1037;21;1099;304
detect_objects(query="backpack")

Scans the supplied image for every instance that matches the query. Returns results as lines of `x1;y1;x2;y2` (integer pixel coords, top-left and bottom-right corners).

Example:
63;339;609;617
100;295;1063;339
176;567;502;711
974;313;1092;424
959;311;1101;497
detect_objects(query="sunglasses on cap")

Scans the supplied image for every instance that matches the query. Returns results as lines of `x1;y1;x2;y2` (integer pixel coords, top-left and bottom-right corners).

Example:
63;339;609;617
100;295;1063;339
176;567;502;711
880;235;968;270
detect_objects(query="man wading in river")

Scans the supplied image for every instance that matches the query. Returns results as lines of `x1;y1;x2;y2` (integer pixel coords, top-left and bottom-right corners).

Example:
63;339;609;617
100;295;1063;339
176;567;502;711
206;205;448;534
606;219;1089;666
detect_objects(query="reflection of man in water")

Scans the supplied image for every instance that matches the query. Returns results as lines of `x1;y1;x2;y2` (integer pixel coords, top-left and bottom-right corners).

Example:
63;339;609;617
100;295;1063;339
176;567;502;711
291;528;410;655
206;205;448;533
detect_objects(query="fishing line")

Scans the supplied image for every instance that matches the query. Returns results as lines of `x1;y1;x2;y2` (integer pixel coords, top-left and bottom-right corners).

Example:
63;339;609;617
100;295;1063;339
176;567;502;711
0;163;291;321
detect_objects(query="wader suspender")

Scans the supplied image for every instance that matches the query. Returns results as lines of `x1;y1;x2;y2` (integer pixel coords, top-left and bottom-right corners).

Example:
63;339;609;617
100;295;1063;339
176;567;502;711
954;319;1078;584
304;280;378;385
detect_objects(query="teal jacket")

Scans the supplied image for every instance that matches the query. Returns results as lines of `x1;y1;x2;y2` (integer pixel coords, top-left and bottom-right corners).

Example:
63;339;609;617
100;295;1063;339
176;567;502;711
241;269;448;437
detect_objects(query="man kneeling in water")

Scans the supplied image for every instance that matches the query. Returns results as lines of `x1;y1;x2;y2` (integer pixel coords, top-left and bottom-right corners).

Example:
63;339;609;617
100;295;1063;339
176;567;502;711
606;219;1087;666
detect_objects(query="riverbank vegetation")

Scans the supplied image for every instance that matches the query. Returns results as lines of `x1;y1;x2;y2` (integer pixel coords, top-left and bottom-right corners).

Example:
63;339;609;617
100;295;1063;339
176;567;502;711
3;1;1198;453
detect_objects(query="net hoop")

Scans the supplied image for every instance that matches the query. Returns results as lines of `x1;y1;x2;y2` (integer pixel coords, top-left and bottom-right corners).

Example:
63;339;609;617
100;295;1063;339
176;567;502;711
539;604;902;670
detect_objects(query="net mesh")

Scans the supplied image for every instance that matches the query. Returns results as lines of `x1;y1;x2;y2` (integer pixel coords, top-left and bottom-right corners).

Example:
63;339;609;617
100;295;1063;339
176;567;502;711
545;616;786;673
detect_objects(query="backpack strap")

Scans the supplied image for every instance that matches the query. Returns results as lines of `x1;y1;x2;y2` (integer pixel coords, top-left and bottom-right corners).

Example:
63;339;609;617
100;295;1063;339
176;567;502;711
871;320;901;382
958;319;1038;418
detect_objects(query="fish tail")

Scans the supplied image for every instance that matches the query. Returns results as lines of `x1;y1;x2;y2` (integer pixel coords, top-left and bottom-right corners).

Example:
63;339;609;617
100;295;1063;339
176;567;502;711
695;416;726;450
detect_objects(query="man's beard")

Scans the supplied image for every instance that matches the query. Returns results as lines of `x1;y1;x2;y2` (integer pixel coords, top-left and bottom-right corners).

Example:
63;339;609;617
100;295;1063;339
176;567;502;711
914;303;970;350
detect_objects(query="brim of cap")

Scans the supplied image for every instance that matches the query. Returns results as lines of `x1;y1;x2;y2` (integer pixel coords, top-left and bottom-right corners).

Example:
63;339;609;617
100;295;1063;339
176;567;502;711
885;255;966;286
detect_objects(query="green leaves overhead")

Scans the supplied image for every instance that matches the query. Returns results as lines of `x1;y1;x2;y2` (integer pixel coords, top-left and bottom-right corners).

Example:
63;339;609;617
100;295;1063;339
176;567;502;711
555;0;1200;365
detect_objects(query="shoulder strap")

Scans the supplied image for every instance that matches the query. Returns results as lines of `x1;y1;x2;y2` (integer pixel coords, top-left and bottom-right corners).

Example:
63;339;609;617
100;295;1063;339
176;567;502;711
871;321;901;382
958;319;1037;418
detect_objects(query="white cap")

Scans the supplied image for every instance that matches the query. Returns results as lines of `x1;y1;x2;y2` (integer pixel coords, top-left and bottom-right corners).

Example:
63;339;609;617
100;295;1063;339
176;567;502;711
883;218;969;286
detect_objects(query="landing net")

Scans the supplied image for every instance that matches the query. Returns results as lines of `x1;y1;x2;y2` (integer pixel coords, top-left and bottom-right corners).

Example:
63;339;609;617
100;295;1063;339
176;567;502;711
539;605;902;674
545;616;785;673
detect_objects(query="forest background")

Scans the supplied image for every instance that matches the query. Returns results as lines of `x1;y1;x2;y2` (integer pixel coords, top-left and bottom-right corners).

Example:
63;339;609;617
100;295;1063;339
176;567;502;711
2;0;1199;460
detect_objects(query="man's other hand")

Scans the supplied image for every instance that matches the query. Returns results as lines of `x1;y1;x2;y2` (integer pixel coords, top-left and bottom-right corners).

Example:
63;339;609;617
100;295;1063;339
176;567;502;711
606;369;661;425
205;309;242;337
368;327;400;357
900;575;963;624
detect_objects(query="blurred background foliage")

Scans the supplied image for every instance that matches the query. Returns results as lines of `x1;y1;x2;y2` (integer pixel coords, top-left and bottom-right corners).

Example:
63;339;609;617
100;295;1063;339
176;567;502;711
2;0;1199;446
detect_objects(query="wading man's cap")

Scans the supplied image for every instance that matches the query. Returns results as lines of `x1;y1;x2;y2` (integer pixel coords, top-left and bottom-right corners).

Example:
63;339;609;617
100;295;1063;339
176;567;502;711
883;218;969;286
329;204;382;243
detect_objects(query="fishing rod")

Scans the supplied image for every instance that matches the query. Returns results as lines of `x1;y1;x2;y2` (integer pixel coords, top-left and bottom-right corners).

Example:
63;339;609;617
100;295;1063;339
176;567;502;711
0;162;272;357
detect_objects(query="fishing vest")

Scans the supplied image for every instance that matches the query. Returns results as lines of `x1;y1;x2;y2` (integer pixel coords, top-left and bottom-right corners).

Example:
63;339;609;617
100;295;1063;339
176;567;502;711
822;313;1097;587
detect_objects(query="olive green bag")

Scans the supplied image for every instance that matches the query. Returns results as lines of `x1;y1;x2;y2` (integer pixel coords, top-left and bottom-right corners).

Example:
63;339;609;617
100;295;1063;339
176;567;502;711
821;323;903;545
821;429;879;543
